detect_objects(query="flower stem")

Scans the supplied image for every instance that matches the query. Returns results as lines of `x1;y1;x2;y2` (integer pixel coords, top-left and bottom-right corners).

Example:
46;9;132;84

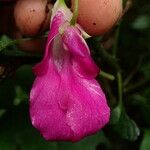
112;25;120;57
59;0;65;5
111;21;124;109
117;72;123;107
0;34;47;52
71;0;78;25
88;38;120;71
100;70;115;81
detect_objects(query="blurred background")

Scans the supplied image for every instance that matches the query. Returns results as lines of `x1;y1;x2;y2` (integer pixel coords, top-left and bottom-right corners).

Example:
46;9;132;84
0;0;150;149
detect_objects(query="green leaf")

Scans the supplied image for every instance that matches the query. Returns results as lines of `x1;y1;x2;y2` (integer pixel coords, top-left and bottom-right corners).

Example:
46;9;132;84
0;109;6;118
0;34;47;53
14;65;35;92
58;132;109;150
110;105;122;125
0;132;16;150
13;86;28;106
132;15;150;30
140;62;150;79
129;90;150;125
140;129;150;150
18;129;58;150
0;35;14;52
114;112;140;141
0;79;15;108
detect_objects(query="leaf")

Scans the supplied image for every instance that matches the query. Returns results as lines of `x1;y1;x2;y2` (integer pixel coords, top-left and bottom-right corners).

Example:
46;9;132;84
18;129;58;150
113;112;140;141
132;15;150;30
140;62;150;79
14;65;35;92
110;105;122;125
0;34;47;53
140;129;150;150
13;86;28;106
0;35;14;52
58;132;109;150
0;79;15;108
0;109;6;118
129;90;150;125
0;132;16;150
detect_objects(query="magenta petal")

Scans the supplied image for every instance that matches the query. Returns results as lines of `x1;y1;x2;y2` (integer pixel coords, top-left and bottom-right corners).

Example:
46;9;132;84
30;63;74;141
33;10;70;76
62;27;99;79
30;59;110;141
65;75;110;141
30;29;110;141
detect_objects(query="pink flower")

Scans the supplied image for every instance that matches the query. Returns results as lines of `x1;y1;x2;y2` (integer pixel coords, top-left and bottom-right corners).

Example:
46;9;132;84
30;1;110;142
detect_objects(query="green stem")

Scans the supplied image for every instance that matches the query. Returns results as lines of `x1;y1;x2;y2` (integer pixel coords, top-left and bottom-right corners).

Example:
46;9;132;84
71;0;78;25
112;25;121;57
88;38;120;72
117;72;123;107
17;34;47;43
111;22;123;108
101;78;116;106
0;34;47;52
59;0;65;5
99;45;120;71
100;70;115;81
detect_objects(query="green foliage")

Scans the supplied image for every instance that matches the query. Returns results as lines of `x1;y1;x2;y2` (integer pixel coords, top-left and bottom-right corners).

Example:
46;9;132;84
113;111;140;141
0;109;6;118
58;132;108;150
0;35;12;52
132;15;150;30
110;105;122;125
140;130;150;150
13;86;28;106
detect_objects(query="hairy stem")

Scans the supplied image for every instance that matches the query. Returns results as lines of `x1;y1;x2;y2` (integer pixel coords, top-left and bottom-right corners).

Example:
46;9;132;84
100;70;115;81
71;0;78;25
112;25;121;57
117;72;123;107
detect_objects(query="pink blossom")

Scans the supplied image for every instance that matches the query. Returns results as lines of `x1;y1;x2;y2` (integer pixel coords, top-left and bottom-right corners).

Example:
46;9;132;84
30;1;110;142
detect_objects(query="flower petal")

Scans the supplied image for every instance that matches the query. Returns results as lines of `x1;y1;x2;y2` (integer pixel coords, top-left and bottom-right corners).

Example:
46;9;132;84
62;27;99;79
30;59;110;141
30;62;74;141
60;69;110;141
33;3;72;76
33;11;66;76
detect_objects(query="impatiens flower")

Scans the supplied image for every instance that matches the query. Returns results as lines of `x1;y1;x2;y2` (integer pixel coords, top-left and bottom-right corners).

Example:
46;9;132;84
30;0;110;142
